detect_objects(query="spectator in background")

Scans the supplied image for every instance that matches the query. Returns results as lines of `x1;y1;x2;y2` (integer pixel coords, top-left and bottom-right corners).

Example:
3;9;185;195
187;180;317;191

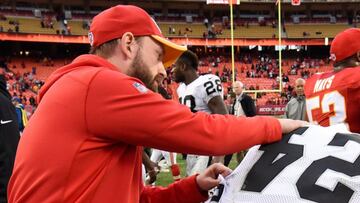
271;20;276;28
29;96;36;106
231;81;256;117
204;18;209;28
82;20;90;30
32;66;37;75
282;74;289;84
40;19;45;28
284;78;306;120
12;97;28;133
63;19;68;27
15;24;19;33
225;81;257;166
21;61;25;69
0;68;20;202
67;25;71;35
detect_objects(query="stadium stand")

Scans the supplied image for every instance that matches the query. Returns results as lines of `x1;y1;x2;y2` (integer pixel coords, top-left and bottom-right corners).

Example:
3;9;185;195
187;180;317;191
0;0;356;116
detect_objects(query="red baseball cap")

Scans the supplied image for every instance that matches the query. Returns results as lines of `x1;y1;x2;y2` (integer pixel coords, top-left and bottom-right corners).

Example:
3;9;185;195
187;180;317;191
89;5;187;68
330;28;360;62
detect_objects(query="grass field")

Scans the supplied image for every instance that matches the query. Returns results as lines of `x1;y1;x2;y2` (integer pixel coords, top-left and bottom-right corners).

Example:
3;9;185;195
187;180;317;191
154;155;240;187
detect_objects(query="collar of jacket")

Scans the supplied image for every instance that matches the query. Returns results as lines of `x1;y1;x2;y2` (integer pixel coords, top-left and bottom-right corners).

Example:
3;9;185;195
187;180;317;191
236;92;244;102
295;95;305;101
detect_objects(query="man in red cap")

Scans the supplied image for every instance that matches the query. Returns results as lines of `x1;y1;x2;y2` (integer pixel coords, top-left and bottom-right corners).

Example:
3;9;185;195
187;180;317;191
305;28;360;133
8;5;304;203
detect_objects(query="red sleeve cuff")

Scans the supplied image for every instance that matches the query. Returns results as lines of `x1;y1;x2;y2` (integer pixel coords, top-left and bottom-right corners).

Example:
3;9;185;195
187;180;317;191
183;175;209;202
264;116;282;143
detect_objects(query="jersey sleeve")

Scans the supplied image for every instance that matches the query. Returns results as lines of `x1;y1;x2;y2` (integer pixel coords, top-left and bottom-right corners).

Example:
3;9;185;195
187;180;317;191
85;69;282;156
201;75;223;104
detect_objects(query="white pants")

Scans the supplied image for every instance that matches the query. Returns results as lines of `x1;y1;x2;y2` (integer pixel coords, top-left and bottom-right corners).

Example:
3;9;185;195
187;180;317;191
150;149;177;165
186;155;209;176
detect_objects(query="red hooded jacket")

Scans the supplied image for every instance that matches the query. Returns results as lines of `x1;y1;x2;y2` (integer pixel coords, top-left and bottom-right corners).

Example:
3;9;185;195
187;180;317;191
8;55;281;203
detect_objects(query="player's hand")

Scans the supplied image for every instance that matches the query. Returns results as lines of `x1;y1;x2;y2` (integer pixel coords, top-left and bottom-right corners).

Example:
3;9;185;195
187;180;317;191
196;163;232;191
145;161;160;184
147;169;158;184
278;119;308;134
149;161;160;172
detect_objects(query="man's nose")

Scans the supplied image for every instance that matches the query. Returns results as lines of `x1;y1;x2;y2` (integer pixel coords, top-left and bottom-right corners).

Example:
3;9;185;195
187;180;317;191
159;64;167;78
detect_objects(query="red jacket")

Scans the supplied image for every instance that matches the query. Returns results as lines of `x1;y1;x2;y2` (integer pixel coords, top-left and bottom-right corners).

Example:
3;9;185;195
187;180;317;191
8;55;281;203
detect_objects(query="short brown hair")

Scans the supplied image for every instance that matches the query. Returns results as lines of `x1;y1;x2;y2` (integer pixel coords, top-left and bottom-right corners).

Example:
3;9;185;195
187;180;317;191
89;37;143;58
89;39;119;58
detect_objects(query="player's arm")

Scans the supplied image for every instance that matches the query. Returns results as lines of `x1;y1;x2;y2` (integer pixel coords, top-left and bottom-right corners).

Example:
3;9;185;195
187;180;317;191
204;75;228;115
208;96;228;163
208;96;228;115
142;151;159;184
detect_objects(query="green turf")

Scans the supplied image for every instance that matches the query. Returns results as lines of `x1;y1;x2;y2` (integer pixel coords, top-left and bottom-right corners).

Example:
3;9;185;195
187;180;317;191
154;155;240;187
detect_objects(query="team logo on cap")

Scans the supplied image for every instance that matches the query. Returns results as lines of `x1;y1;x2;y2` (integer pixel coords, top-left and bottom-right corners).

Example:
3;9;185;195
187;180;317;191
133;82;148;93
88;32;94;46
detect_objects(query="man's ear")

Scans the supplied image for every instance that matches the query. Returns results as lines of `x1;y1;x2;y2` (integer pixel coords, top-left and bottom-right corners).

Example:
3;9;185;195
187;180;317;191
179;63;187;71
120;32;137;59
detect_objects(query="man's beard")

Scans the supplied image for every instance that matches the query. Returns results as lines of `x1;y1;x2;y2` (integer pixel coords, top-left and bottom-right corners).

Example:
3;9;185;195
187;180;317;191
129;51;158;92
173;71;185;83
174;75;184;83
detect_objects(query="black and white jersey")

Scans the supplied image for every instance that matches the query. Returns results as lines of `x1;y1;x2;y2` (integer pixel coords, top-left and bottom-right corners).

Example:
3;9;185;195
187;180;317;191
208;124;360;203
177;74;223;113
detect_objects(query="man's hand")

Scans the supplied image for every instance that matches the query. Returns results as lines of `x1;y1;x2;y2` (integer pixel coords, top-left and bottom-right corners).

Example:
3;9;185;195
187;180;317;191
146;168;159;184
278;119;308;134
196;163;232;191
149;161;160;172
142;152;160;184
147;160;160;184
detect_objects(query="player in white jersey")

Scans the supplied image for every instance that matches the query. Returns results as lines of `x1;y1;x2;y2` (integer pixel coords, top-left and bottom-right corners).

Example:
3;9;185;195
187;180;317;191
208;124;360;203
173;50;229;176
